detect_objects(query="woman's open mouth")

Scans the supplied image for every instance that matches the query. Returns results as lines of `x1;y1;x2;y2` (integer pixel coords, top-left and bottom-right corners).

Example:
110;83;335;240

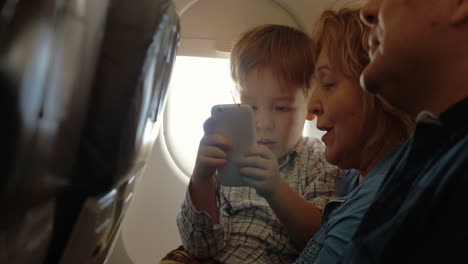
321;128;334;144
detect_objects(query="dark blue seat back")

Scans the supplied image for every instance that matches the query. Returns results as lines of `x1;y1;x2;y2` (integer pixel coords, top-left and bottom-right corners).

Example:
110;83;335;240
0;1;111;263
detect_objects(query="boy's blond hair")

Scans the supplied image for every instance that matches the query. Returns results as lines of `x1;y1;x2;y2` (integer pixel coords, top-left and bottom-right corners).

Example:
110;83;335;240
230;24;314;96
311;8;414;149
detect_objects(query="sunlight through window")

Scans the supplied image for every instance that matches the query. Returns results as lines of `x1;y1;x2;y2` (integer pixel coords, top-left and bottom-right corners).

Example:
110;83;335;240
164;56;234;176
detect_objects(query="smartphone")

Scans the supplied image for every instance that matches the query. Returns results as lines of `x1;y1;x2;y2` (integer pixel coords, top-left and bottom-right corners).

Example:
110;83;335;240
211;104;256;186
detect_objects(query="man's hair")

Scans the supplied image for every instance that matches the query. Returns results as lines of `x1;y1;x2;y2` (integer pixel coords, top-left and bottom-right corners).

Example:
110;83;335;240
311;8;414;148
230;24;314;95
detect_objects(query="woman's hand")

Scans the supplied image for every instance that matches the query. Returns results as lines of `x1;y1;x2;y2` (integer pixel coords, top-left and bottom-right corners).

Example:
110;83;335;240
238;145;282;200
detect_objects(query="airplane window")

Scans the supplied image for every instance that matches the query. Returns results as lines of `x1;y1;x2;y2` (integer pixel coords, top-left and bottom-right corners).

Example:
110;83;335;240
163;56;324;178
164;56;234;177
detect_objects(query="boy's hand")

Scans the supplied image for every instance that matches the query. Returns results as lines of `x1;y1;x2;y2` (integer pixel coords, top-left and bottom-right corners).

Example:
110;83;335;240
238;145;281;199
192;117;232;184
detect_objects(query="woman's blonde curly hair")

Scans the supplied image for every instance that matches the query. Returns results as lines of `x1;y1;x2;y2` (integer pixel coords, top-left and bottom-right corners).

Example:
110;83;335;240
311;8;414;149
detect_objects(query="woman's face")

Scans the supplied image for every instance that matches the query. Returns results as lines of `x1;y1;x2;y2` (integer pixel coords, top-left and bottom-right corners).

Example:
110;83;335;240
308;47;367;170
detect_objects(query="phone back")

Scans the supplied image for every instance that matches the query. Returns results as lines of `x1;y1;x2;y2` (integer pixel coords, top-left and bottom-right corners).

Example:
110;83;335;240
211;104;256;186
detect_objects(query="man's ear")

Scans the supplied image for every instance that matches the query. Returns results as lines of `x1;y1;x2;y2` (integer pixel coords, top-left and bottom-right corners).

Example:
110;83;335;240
306;113;316;121
451;0;468;25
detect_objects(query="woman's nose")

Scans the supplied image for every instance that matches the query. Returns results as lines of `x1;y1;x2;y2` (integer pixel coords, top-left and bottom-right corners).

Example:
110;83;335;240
360;0;380;27
308;94;323;116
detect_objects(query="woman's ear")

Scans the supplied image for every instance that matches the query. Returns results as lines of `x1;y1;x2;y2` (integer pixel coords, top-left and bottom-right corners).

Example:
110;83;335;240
451;0;468;25
306;112;316;121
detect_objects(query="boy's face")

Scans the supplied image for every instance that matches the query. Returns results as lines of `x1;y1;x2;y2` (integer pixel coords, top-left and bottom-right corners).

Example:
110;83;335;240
360;0;451;116
239;68;310;158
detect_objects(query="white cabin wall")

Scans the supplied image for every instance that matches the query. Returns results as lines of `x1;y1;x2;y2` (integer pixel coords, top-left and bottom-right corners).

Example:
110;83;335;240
178;0;300;58
118;133;188;264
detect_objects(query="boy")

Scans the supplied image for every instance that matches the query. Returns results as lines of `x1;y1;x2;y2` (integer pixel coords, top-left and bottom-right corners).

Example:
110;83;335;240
177;24;341;264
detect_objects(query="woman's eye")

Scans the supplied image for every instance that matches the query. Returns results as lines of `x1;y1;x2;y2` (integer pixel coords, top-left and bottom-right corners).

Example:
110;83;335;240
251;105;258;111
322;83;335;90
275;106;291;112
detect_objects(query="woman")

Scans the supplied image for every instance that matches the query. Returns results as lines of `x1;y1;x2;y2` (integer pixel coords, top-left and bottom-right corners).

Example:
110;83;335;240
294;8;413;264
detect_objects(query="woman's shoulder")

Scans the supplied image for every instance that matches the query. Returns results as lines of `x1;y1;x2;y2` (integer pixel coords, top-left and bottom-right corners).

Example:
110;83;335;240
336;170;360;197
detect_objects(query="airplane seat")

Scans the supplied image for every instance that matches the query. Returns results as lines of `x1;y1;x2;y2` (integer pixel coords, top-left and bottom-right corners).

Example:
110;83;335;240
43;0;180;263
1;0;110;263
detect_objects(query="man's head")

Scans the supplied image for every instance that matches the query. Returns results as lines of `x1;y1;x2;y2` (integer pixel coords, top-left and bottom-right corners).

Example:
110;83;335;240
360;0;468;117
230;24;315;158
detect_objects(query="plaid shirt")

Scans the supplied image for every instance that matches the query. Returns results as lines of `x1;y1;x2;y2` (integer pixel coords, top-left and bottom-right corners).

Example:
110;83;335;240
177;137;341;264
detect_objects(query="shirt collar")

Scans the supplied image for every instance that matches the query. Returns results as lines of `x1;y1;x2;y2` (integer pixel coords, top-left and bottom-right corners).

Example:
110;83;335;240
415;97;468;132
438;96;468;132
277;138;304;169
364;147;400;181
278;150;298;169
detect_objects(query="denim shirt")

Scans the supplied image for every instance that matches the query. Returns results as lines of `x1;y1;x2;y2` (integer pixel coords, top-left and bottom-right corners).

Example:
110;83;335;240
340;97;468;264
294;148;399;264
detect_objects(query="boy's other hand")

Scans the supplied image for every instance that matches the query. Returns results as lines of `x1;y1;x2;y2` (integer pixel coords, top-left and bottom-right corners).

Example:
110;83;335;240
238;145;281;199
192;117;232;184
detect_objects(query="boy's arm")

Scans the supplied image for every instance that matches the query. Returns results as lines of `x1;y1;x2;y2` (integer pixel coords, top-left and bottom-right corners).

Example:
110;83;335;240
267;180;323;249
176;181;227;259
176;116;232;258
239;145;322;249
268;157;340;249
189;116;233;222
190;173;219;223
274;154;341;249
239;144;339;249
